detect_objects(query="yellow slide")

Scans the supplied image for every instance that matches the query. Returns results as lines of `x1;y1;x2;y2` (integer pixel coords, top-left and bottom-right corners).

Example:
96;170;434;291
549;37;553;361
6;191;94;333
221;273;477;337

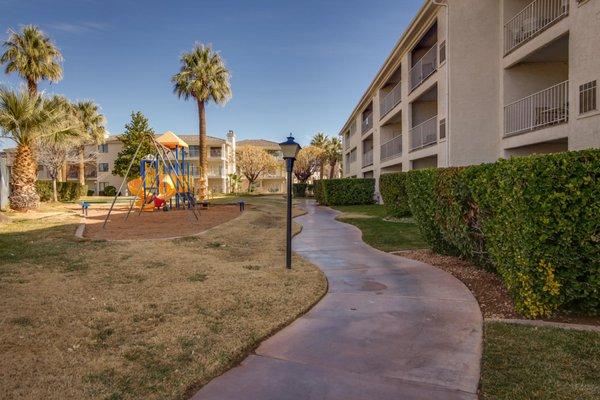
127;173;177;211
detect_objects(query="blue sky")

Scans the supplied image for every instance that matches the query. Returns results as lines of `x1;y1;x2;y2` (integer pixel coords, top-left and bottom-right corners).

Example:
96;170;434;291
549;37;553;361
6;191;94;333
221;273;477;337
0;0;421;149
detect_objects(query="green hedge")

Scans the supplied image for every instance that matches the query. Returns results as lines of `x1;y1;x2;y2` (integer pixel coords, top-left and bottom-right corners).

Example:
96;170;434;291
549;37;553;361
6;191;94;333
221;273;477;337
314;178;374;206
36;181;86;202
103;185;117;197
406;150;600;318
379;172;411;217
293;183;313;197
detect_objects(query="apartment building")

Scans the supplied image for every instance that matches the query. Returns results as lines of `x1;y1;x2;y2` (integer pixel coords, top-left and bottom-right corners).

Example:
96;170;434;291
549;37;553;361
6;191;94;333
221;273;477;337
341;0;600;196
237;139;287;193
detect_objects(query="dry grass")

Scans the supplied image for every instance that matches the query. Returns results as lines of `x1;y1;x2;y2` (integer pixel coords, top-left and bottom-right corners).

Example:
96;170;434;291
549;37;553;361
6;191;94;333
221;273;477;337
0;196;326;400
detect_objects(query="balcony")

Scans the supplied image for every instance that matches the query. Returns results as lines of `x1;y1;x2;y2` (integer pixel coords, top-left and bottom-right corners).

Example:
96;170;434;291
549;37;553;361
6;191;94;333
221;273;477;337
380;134;402;161
349;121;357;137
409;116;437;151
361;112;373;134
504;80;569;137
504;0;569;55
409;45;437;92
380;81;402;119
362;149;373;168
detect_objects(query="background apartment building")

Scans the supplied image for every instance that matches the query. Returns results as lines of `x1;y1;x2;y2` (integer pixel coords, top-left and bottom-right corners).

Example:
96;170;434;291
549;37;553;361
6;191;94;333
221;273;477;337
237;139;287;194
341;0;599;196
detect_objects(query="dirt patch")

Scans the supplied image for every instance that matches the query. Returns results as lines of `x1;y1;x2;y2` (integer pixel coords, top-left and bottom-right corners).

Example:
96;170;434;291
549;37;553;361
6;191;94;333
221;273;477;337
398;249;600;326
83;204;242;240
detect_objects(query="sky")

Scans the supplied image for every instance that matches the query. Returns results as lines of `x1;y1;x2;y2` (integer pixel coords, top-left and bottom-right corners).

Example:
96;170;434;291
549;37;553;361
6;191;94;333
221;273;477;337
0;0;422;149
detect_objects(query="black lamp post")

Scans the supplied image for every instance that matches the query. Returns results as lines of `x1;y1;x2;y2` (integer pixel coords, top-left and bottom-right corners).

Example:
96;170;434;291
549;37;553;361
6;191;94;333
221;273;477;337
279;134;301;269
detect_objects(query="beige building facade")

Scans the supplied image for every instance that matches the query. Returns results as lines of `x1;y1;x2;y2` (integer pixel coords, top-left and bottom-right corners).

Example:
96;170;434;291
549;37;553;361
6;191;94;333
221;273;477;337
236;139;287;194
341;0;599;198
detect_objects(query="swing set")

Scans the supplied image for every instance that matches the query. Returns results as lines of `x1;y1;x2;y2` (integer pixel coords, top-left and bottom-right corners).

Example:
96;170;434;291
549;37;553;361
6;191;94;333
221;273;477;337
103;131;200;228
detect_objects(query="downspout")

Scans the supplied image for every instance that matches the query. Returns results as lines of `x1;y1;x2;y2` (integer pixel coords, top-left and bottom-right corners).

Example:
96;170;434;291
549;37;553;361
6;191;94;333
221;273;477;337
432;0;450;167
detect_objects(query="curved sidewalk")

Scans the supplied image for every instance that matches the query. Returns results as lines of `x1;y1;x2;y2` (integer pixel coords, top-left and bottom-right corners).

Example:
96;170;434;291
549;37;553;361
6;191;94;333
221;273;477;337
192;201;482;400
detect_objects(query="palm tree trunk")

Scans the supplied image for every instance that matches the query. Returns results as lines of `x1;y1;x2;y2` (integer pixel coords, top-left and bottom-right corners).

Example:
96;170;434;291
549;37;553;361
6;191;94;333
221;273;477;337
329;162;336;179
61;162;68;182
319;164;324;180
27;79;37;97
197;99;208;199
9;144;39;210
78;145;86;186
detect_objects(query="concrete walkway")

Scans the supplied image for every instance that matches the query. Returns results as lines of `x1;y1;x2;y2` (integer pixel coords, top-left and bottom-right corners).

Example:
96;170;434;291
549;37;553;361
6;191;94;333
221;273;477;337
192;201;482;400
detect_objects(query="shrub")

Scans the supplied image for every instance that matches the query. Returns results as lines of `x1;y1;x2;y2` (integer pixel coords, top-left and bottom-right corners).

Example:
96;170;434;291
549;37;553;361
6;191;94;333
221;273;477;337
103;185;117;197
406;150;600;318
379;172;411;217
293;183;314;197
35;181;85;202
314;178;374;206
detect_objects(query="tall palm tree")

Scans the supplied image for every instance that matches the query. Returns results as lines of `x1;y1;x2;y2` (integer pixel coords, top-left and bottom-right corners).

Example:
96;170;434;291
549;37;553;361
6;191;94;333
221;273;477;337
1;25;63;96
74;101;106;186
310;132;328;179
0;89;79;210
171;44;231;199
326;137;342;179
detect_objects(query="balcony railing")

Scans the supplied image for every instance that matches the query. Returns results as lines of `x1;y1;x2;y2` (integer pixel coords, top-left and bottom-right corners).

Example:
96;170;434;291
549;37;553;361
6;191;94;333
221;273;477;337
504;0;569;55
380;81;402;118
380;134;402;161
504;80;569;137
361;112;373;134
362;149;373;168
409;45;437;92
409;116;437;151
349;121;357;137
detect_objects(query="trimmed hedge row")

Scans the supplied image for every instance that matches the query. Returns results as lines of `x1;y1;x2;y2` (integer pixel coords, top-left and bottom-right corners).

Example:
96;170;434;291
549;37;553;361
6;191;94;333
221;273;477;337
379;172;411;217
36;181;87;202
405;149;600;318
314;178;375;206
292;183;313;197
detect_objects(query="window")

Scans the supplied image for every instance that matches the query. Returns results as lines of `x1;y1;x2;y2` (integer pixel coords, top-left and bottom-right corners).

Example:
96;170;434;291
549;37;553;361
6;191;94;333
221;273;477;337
98;143;108;153
98;182;107;191
439;118;447;139
188;146;199;157
210;147;222;157
98;163;109;172
579;80;597;115
439;41;446;64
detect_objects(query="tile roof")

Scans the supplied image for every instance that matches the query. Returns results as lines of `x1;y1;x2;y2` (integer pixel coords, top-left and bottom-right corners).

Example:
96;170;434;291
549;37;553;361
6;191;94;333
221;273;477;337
237;139;281;150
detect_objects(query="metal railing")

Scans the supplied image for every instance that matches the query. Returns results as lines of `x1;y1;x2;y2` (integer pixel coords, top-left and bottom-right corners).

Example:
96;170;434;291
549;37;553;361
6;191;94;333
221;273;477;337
362;149;373;167
504;0;569;55
361;112;373;134
409;45;437;91
504;80;569;136
409;116;437;151
380;134;402;161
380;81;402;118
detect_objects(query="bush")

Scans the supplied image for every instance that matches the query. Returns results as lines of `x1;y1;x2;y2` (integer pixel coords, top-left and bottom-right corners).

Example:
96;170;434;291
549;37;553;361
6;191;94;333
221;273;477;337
314;178;374;206
103;185;117;197
379;172;411;217
293;183;314;197
35;181;86;202
406;150;600;318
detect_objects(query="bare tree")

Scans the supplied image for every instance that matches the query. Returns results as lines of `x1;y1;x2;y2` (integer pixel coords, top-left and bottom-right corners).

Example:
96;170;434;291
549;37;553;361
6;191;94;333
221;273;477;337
236;145;278;192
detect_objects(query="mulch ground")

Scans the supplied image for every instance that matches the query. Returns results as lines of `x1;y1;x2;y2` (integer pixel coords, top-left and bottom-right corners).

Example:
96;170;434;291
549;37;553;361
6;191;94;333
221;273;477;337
84;204;242;240
397;249;600;326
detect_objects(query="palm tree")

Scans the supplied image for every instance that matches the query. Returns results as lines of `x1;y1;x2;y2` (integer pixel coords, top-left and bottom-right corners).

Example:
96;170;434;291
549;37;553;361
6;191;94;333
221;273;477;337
74;101;106;186
0;89;79;210
1;25;63;96
326;137;342;179
171;44;231;199
310;132;328;179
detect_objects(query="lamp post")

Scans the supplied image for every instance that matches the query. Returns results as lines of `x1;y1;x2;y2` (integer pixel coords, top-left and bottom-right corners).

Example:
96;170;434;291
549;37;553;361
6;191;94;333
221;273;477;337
279;134;301;269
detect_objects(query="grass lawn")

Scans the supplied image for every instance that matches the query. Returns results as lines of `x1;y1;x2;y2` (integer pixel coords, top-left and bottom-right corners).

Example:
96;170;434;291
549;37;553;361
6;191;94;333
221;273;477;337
0;196;326;400
332;204;426;252
482;322;600;399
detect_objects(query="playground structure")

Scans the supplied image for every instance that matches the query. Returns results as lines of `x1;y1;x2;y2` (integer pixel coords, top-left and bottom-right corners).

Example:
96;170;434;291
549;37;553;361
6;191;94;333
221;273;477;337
103;131;200;227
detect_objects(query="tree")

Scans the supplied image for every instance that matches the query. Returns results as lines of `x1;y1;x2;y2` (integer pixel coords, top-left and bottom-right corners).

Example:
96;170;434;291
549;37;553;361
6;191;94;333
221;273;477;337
227;172;242;194
113;111;155;179
310;132;328;179
326;137;342;179
171;44;231;199
1;25;63;96
236;146;278;192
0;89;80;210
74;101;106;186
293;146;326;183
